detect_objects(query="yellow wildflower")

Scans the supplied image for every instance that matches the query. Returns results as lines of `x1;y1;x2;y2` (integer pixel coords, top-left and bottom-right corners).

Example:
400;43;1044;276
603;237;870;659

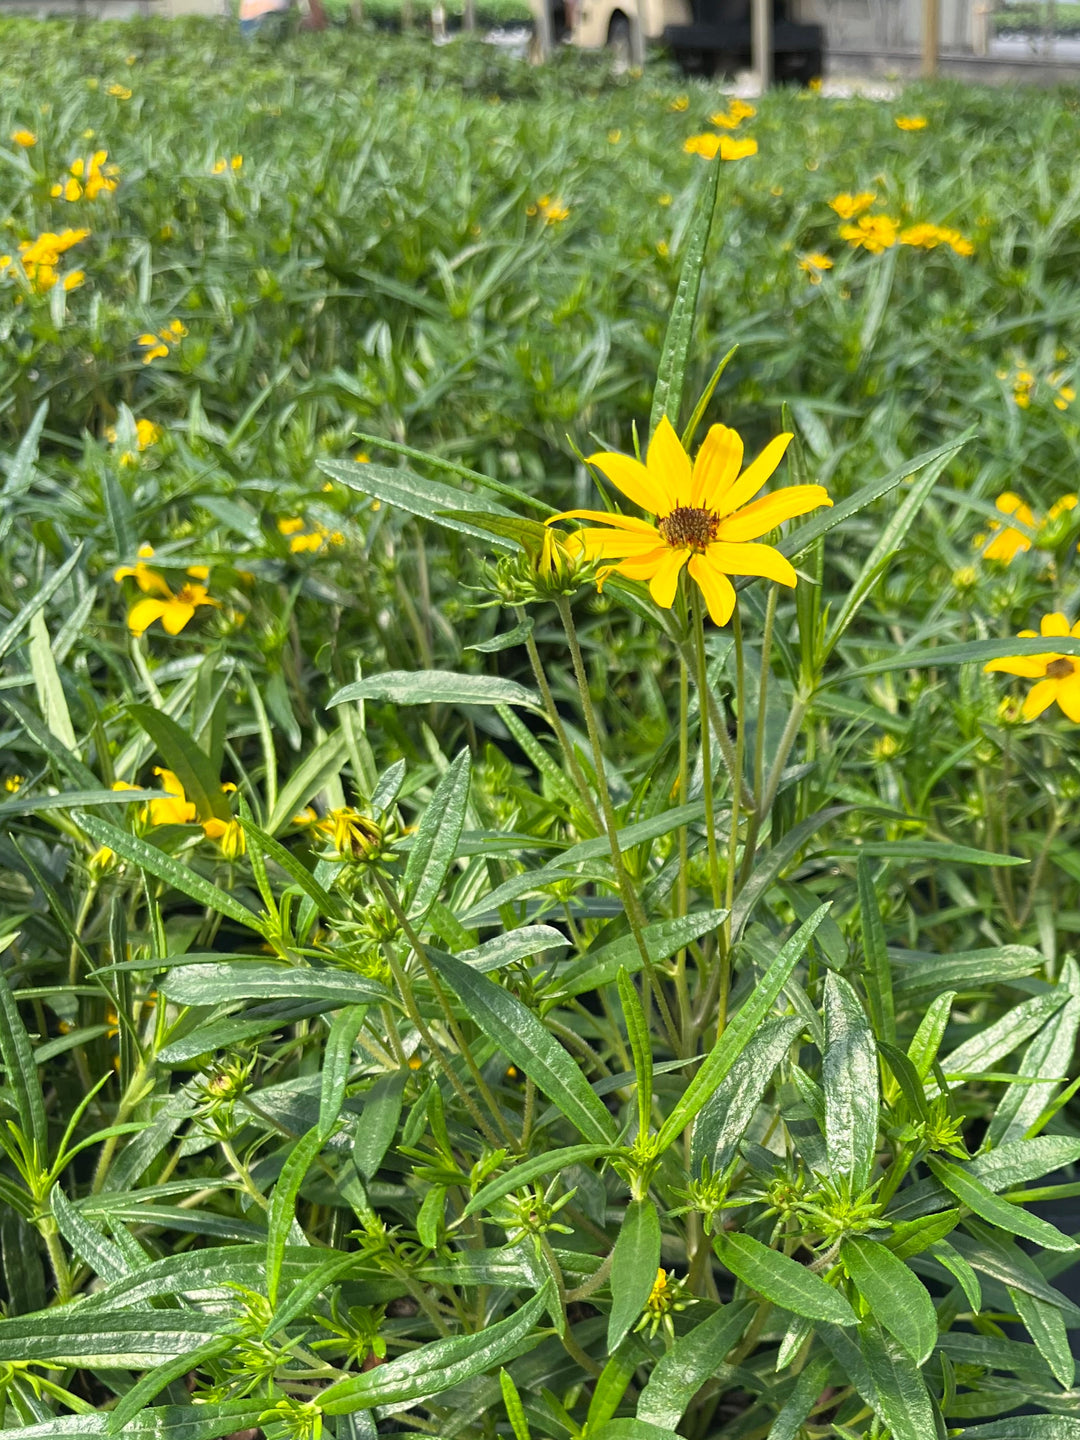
799;252;833;283
839;215;899;254
107;84;132;99
656;240;669;258
212;159;226;175
146;769;197;826
985;613;1080;721
670;94;689;111
4;775;25;793
899;223;943;249
137;320;186;364
62;270;85;292
530;195;569;225
608;129;622;143
1012;370;1035;409
828;192;876;220
549;415;831;626
11;129;36;147
1040;494;1078;547
202;816;246;860
114;554;219;636
317;808;383;860
658;192;672;207
684;133;756;160
978;492;1035;564
709;99;755;128
1050;371;1075;410
895;115;928;130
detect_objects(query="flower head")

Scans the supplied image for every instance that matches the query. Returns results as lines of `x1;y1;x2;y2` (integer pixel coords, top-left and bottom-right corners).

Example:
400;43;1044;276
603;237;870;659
114;552;218;636
11;129;36;147
683;133;757;159
895;115;928;130
977;492;1035;564
670;94;689;111
317;807;384;861
146;768;198;826
828;192;876;220
985;613;1080;721
527;195;569;224
799;251;833;283
137;319;186;364
839;215;899;254
709;99;755;128
107;84;132;99
550;415;831;626
202;816;246;860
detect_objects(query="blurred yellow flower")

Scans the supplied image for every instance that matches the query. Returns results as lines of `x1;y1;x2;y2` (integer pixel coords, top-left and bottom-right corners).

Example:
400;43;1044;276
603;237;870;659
231;153;243;170
1050;371;1075;409
799;251;833;282
656;239;669;257
11;129;36;147
658;192;672;206
51;149;118;202
202;816;246;860
137;319;186;364
278;516;343;552
895;115;928;130
146;768;198;826
670;94;689;111
709;99;755;128
4;775;25;793
684;133;756;159
607;129;622;143
977;491;1035;563
62;269;85;291
549;415;831;626
212;159;227;175
529;195;569;224
828;191;876;220
13;228;89;294
1012;369;1035;408
839;215;899;253
107;84;132;99
985;612;1080;721
114;555;219;636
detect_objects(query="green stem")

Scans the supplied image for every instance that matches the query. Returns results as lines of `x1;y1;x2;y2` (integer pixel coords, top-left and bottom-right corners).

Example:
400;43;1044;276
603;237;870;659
717;602;747;1038
674;653;692;1043
555;595;680;1054
41;1219;73;1303
518;604;603;833
692;597;724;913
738;584;778;888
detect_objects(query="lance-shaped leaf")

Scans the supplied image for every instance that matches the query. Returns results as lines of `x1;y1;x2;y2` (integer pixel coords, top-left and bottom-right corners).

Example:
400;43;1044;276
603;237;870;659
637;1301;752;1428
404;747;471;922
329;671;542;712
842;1236;938;1364
427;947;617;1145
858;1316;936;1440
691;1016;803;1177
927;1158;1077;1252
319;1286;550;1413
714;1232;856;1326
608;1199;661;1352
127;703;231;822
823;971;878;1194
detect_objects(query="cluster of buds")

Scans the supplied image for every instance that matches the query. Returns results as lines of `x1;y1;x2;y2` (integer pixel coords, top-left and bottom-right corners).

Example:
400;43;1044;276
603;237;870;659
193;1053;256;1138
487;526;585;605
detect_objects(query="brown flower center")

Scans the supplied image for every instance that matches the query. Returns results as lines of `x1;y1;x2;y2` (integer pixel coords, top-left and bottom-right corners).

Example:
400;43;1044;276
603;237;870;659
657;506;719;552
1046;657;1075;679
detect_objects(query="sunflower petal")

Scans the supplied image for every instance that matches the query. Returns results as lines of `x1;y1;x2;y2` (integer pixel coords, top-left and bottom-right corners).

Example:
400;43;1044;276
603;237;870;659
648;545;690;608
586;450;666;516
161;601;196;636
1023;678;1060;719
706;541;798;587
691;424;743;509
688;553;737;626
576;530;669;560
713;433;794;518
547;509;660;535
604;548;668;584
1041;612;1070;637
127;598;167;636
646;414;692;508
984;654;1052;678
1056;674;1080;722
716;484;832;542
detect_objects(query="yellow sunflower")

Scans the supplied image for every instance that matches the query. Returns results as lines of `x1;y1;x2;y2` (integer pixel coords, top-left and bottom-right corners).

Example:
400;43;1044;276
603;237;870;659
984;612;1080;721
551;415;831;625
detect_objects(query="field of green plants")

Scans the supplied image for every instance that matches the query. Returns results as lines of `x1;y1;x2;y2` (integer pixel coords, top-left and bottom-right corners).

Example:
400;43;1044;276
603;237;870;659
2;16;1080;1440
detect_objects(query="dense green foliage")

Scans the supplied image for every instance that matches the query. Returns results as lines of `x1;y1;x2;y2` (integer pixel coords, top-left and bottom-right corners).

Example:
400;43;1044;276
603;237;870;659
0;19;1079;1440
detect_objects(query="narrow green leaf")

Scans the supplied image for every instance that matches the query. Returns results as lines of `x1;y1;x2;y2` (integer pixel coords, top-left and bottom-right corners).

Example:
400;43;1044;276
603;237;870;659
637;1301;752;1428
987;979;1080;1147
76;814;268;934
842;1236;938;1364
318;457;522;549
427;947;617;1145
656;907;829;1153
127;703;230;822
823;971;878;1194
266;1127;324;1306
608;1199;661;1351
0;1310;230;1366
691;1016;803;1177
352;1070;408;1182
1008;1285;1074;1389
0;967;47;1160
320;1005;366;1143
28;609;78;755
160;963;385;1008
265;731;348;836
587;1343;643;1430
935;992;1067;1095
886;1211;960;1262
830;839;1025;867
908;991;956;1078
955;1418;1080;1438
715;1232;856;1325
618;969;653;1139
858;854;894;1044
680;345;739;451
560;909;726;995
0;400;47;501
464;1145;611;1219
857;1315;936;1440
500;1368;532;1440
105;1335;237;1434
0;543;84;665
405;748;471;922
49;1186;128;1286
927;1157;1076;1252
843;631;1080;680
236;814;343;918
320;1286;549;1413
766;1352;831;1440
329;671;542;712
3;695;97;789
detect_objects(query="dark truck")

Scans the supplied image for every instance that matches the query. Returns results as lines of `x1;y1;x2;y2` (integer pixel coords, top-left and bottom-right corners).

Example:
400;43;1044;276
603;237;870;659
664;0;823;81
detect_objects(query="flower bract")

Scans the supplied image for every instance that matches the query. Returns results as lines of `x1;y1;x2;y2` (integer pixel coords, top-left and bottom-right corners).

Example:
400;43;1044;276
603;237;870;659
551;415;831;625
